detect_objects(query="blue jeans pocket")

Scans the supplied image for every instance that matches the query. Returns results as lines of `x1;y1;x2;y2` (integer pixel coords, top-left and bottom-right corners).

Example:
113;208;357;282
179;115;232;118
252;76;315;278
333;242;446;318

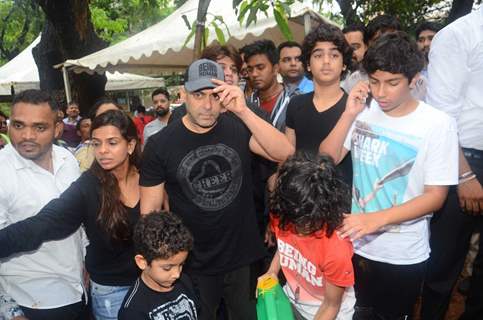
90;280;130;320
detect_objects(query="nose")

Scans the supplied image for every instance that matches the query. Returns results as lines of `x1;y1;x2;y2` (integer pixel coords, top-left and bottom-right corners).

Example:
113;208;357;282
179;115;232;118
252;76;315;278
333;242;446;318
224;67;233;78
98;142;109;154
374;84;386;99
22;127;36;140
171;266;182;280
424;39;431;48
322;53;331;64
249;69;259;78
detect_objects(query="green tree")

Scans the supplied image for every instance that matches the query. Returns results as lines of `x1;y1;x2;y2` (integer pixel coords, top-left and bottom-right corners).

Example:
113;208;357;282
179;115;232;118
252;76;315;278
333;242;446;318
90;0;177;44
0;0;178;67
231;0;480;40
0;0;43;66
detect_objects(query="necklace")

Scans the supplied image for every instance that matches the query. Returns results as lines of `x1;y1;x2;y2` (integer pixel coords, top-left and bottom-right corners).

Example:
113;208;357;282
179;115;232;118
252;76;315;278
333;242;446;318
260;85;283;102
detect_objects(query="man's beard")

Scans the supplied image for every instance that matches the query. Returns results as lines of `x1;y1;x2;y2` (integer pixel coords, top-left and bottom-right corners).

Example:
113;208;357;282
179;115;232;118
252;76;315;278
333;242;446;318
156;108;169;117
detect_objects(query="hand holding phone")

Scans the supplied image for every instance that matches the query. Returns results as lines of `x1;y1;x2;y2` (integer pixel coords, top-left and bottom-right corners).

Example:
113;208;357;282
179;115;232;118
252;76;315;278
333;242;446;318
346;81;371;117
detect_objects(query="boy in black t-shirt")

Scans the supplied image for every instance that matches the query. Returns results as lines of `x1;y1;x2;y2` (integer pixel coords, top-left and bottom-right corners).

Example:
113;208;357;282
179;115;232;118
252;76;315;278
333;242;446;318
118;212;198;320
285;23;354;184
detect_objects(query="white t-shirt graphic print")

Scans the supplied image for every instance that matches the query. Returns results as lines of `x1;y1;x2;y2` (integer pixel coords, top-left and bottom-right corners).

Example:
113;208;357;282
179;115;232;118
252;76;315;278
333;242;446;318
344;100;458;265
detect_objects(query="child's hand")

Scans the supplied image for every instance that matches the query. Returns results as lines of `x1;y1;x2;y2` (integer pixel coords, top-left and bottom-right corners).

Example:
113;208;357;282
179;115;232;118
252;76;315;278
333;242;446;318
339;213;383;240
256;272;278;297
264;225;276;247
345;81;370;117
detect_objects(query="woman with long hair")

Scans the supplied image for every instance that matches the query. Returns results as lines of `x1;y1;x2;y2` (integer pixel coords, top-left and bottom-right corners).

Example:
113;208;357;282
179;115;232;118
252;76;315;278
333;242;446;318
0;110;141;320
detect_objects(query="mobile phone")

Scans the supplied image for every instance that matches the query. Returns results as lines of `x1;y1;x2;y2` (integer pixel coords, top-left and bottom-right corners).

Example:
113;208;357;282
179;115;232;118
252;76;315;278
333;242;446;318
365;92;373;108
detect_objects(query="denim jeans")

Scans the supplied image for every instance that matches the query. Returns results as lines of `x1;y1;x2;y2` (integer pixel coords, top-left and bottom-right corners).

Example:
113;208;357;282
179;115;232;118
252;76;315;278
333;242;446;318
90;280;130;320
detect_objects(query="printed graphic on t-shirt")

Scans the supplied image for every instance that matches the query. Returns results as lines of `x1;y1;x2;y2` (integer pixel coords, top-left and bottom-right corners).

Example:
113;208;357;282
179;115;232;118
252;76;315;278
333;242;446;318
177;144;243;211
351;120;420;214
148;293;197;320
278;238;323;288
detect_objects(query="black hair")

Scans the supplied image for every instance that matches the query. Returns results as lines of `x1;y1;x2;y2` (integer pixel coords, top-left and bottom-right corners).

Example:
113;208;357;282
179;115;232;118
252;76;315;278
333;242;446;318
240;39;279;65
270;152;350;237
151;87;170;100
201;43;243;72
75;116;90;131
134;211;193;264
89;97;122;120
415;21;443;39
89;110;141;242
277;41;302;54
68;101;79;107
342;22;366;42
136;105;146;114
12;89;58;112
302;23;353;80
363;31;424;82
365;14;401;44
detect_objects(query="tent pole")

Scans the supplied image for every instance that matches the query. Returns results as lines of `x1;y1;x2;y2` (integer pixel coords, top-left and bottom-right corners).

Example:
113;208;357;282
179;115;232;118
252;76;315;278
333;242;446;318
304;12;311;35
62;66;72;103
193;0;212;60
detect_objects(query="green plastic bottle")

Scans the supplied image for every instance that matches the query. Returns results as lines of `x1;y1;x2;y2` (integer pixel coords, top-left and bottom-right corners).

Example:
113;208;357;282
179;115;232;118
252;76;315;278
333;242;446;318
256;275;295;320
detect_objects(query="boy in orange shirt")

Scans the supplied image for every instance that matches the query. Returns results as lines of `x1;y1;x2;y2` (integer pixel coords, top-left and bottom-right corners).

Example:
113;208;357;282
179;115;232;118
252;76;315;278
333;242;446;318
260;152;355;320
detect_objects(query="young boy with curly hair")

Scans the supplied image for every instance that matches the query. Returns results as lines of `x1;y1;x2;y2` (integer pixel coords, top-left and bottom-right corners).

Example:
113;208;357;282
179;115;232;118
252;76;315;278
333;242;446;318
319;32;458;319
260;152;355;320
118;211;198;320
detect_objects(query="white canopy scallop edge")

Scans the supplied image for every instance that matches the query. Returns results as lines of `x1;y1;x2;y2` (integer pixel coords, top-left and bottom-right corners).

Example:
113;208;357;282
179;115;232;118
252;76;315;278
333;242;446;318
63;0;331;76
0;36;165;96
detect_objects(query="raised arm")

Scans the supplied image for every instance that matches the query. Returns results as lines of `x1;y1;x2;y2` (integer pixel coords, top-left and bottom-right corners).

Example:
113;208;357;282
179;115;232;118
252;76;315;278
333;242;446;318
0;177;86;259
319;81;368;164
212;79;294;162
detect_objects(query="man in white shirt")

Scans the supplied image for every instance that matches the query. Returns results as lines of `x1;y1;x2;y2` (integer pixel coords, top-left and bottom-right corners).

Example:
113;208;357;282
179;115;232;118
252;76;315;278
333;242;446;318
421;7;483;320
0;90;85;319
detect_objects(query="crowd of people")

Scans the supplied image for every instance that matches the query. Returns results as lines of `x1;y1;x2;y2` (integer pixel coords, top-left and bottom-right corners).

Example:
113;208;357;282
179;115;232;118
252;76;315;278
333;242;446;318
0;7;481;320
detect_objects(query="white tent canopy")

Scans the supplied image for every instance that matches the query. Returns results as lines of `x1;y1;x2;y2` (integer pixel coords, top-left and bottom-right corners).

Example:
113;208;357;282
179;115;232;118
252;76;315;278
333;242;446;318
63;0;329;76
0;36;165;96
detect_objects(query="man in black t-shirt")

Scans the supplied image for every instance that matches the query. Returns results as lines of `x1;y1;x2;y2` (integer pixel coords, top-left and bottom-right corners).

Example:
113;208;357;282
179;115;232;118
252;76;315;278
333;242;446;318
285;23;354;185
140;59;294;320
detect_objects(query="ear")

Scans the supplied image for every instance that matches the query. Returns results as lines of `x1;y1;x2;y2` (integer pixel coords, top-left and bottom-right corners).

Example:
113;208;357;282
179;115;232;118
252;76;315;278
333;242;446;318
127;138;137;155
54;121;63;139
273;63;279;75
409;73;420;89
134;254;148;270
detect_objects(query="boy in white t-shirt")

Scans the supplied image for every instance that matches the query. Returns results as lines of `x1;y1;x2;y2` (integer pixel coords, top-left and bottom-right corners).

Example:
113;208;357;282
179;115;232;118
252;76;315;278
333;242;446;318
319;31;458;319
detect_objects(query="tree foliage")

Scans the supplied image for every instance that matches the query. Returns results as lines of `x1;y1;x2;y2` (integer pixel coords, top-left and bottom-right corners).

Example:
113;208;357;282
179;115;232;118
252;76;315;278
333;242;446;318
0;0;43;65
0;0;180;67
89;0;177;43
232;0;480;41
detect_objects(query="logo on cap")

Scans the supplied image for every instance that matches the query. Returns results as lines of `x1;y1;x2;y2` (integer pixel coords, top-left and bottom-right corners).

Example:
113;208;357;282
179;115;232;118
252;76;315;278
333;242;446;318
199;62;218;78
